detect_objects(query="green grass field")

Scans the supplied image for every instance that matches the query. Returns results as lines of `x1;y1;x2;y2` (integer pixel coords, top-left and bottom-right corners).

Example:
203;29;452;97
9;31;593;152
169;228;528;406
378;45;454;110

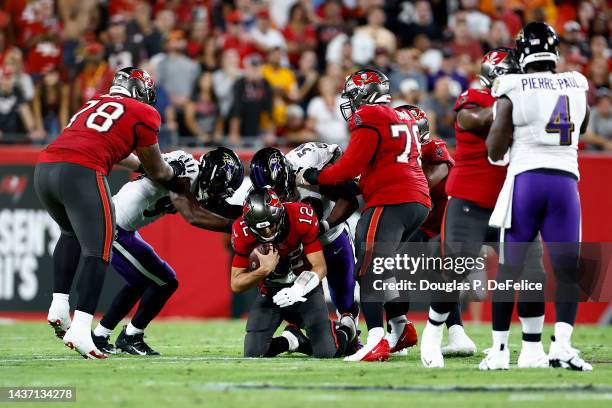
0;320;611;407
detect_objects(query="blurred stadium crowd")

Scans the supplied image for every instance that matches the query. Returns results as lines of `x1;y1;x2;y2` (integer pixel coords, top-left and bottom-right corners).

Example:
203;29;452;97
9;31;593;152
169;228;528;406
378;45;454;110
0;0;610;150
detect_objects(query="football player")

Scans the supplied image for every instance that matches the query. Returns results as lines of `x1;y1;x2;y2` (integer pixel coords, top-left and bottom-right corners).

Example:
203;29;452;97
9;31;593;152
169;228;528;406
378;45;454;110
249;145;360;320
36;67;189;358
231;187;357;358
395;104;476;357
484;22;591;371
91;148;243;355
296;69;431;361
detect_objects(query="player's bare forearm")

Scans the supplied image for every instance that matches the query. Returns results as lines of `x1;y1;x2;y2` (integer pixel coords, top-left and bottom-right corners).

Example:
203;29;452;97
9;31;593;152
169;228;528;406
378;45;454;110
423;163;449;188
580;104;590;135
117;154;142;171
136;144;174;183
487;97;513;161
325;197;358;229
230;266;267;293
169;186;233;233
305;250;327;280
457;106;493;133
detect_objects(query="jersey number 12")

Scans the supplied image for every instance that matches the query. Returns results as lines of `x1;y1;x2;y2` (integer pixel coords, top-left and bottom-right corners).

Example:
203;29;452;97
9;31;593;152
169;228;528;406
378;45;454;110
545;95;574;146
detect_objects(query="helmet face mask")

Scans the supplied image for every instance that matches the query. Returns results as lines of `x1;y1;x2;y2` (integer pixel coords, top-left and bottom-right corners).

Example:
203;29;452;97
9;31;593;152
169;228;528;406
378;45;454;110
515;22;560;71
479;47;520;88
340;69;391;121
198;147;244;204
250;148;295;200
111;67;157;106
242;188;287;243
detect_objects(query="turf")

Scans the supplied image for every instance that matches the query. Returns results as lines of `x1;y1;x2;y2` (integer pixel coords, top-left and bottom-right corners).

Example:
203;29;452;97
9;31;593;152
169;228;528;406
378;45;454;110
0;320;611;407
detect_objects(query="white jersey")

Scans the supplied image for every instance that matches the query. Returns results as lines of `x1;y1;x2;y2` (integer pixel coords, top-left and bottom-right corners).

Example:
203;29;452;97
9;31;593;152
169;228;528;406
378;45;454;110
286;142;348;246
492;71;588;179
114;151;199;231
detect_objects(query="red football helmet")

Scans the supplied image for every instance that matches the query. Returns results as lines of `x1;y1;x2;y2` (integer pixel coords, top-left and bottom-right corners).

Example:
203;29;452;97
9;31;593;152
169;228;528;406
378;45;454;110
479;47;520;88
340;69;391;121
110;67;157;106
396;104;430;143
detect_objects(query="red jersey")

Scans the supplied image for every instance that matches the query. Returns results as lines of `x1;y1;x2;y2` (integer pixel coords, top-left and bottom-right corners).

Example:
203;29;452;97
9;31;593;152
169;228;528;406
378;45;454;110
39;94;160;175
445;88;507;210
419;139;454;238
318;104;431;210
231;202;322;288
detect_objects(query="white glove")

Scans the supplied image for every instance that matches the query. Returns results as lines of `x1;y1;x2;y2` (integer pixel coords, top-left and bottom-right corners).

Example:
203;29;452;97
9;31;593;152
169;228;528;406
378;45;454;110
272;286;306;308
272;270;320;308
162;150;198;182
294;168;308;186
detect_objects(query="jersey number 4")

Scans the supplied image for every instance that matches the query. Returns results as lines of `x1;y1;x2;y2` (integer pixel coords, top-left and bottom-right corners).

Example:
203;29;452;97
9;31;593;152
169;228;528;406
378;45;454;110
391;124;422;165
546;95;574;146
66;100;125;132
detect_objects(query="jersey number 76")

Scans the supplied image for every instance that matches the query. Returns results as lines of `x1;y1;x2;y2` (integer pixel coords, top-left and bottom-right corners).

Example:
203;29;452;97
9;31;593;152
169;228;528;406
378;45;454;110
546;95;575;146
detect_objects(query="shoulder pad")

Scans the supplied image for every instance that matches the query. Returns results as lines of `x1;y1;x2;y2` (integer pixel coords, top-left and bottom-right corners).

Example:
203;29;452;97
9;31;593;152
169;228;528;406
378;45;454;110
491;74;520;98
453;88;494;112
349;104;385;131
572;71;589;90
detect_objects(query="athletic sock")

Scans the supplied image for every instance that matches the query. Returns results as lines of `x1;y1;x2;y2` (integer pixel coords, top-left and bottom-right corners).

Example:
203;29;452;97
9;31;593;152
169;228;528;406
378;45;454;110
93;323;113;338
428;307;449;326
445;303;463;328
519;315;544;343
554;322;574;345
75;256;109;315
100;284;146;331
388;315;408;335
264;337;290;357
52;234;81;294
492;330;509;351
126;322;144;336
366;327;385;345
49;293;70;316
71;310;93;333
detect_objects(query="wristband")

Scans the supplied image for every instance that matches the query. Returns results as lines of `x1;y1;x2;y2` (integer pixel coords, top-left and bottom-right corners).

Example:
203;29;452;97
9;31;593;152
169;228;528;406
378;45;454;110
294;270;320;296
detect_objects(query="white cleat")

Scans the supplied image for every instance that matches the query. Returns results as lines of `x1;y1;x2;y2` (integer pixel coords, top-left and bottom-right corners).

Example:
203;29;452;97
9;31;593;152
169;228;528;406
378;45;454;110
479;344;510;370
420;323;444;368
47;309;71;340
548;336;593;371
442;325;477;356
517;342;549;368
63;327;107;360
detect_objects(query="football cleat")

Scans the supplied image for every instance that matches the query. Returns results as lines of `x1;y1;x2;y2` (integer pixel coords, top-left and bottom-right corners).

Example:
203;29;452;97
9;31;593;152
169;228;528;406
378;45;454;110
388;321;418;354
91;331;118;355
344;336;390;362
47;308;71;340
420;323;444;368
63;327;107;359
517;342;549;368
442;325;477;356
282;324;312;356
548;336;593;371
115;326;160;356
479;344;510;370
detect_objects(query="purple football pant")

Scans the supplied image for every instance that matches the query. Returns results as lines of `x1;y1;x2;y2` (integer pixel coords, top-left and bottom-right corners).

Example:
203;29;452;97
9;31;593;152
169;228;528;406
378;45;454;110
111;227;177;287
323;230;358;316
502;170;581;268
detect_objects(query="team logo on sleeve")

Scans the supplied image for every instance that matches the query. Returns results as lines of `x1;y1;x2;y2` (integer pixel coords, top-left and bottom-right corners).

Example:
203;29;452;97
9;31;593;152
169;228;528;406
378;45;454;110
435;145;443;157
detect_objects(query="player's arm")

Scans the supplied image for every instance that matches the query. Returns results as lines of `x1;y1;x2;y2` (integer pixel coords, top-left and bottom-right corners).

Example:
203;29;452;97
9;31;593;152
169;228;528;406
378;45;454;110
117;153;142;171
169;179;233;232
487;96;514;161
299;127;377;185
580;102;590;135
423;163;449;188
230;247;279;293
319;182;360;231
136;143;175;182
456;106;493;134
305;250;327;281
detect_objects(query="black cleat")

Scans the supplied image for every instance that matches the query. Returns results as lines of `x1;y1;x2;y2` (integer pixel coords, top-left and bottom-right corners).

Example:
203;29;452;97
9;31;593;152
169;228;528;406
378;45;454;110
115;326;160;356
284;324;312;356
91;331;118;354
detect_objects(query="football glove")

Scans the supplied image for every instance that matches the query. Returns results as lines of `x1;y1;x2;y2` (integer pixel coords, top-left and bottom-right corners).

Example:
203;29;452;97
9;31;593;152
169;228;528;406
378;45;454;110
164;151;198;182
295;168;320;186
272;271;320;308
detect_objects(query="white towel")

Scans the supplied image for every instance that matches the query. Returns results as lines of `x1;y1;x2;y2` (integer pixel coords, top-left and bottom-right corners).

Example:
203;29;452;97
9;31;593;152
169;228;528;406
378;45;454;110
489;172;515;229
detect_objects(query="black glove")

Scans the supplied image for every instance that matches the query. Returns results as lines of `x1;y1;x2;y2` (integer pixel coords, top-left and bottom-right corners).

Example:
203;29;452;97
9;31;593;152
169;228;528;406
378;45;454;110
168;159;187;178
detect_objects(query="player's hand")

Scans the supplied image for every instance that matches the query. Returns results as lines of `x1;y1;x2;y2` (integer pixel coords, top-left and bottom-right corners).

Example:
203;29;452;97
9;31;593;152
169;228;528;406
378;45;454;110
295;168;319;186
254;246;279;275
272;286;306;308
165;152;198;180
